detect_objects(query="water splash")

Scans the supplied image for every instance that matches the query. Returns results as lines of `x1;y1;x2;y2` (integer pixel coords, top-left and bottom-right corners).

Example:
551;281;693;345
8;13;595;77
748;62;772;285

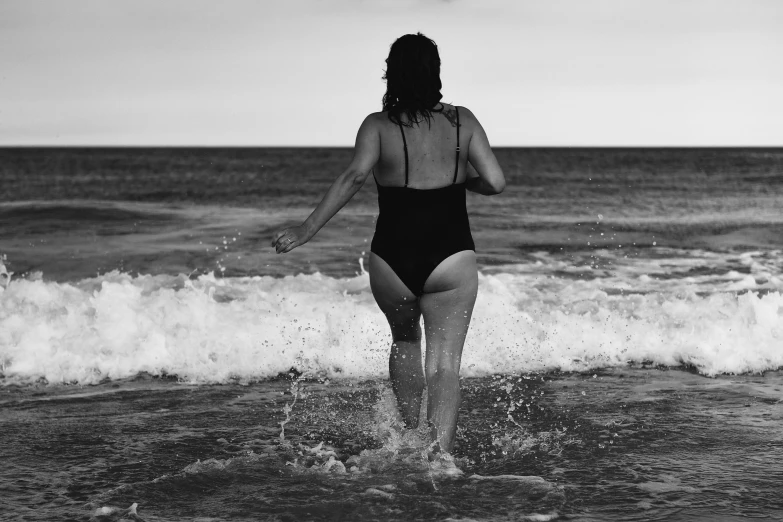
91;502;139;521
0;254;10;291
278;374;304;442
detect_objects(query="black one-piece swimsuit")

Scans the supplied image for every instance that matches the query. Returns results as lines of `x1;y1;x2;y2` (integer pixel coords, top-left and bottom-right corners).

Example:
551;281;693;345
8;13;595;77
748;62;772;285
370;107;475;296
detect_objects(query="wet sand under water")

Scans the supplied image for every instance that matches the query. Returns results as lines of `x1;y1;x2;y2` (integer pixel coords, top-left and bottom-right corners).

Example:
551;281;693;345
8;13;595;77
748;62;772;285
1;368;782;521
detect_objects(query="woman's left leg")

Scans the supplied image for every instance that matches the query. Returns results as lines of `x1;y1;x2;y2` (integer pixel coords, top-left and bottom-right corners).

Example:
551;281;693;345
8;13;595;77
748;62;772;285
369;252;425;428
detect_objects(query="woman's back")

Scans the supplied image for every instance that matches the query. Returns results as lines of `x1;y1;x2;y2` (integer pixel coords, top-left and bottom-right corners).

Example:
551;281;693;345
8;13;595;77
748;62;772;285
373;103;469;189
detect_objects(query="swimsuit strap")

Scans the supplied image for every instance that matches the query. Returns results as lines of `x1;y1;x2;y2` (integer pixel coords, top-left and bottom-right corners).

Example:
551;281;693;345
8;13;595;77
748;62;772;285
453;106;460;184
398;120;409;187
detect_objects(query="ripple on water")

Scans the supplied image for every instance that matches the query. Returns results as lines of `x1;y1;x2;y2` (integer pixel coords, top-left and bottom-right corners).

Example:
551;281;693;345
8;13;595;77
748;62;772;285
1;369;782;520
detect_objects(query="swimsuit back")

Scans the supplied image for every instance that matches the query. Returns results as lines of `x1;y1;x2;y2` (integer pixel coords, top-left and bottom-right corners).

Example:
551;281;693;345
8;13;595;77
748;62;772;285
371;106;475;296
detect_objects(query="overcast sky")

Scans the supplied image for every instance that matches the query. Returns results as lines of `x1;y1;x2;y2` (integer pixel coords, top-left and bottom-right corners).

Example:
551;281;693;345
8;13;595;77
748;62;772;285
1;0;781;146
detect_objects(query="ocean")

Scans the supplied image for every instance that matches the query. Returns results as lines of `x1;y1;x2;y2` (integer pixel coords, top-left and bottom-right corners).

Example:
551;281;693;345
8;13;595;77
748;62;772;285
1;147;782;521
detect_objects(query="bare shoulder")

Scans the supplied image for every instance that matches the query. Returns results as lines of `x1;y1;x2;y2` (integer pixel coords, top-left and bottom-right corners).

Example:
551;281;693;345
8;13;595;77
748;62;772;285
443;104;480;133
454;105;479;125
443;103;474;120
362;111;387;127
355;112;386;140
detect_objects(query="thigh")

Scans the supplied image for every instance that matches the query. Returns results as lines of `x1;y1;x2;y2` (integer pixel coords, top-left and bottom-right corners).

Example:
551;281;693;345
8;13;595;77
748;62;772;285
369;252;421;340
419;251;479;371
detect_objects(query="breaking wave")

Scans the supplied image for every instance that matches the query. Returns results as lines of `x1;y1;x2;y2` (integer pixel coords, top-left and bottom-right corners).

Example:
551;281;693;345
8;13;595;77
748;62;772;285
2;250;782;385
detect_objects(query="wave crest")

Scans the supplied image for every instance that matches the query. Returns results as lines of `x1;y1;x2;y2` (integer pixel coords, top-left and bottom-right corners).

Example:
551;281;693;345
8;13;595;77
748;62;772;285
1;266;782;385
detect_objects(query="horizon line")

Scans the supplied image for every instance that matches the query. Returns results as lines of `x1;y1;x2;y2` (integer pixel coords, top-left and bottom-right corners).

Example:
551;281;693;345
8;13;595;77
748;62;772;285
2;144;782;149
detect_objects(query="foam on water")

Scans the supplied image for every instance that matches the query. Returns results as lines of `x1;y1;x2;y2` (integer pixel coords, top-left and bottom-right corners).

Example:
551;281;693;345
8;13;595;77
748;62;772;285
1;249;782;385
0;254;9;289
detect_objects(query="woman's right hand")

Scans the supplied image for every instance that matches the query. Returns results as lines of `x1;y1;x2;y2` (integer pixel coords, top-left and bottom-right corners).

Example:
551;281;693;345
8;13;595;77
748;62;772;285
271;225;311;254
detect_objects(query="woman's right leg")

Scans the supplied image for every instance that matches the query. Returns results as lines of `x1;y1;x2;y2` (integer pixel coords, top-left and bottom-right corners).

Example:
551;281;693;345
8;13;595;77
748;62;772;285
420;251;478;454
369;253;425;428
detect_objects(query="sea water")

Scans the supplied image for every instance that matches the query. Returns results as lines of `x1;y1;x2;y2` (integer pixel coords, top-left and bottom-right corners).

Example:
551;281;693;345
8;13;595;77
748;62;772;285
1;148;782;520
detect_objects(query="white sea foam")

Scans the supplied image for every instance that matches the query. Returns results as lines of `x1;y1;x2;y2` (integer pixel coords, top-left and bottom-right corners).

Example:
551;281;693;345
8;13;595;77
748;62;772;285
1;251;782;385
0;255;10;290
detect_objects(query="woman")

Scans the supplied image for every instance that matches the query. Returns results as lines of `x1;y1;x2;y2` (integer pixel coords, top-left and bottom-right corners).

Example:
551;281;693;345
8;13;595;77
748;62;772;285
272;33;505;455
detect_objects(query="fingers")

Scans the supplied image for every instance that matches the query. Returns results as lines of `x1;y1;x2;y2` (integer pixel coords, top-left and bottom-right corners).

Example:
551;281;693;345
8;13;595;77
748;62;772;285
274;233;299;254
271;229;286;247
272;229;292;251
279;238;299;254
272;227;306;254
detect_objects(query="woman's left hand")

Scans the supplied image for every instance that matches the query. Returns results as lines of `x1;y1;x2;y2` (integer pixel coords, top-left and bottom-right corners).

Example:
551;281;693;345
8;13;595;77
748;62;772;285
271;225;310;254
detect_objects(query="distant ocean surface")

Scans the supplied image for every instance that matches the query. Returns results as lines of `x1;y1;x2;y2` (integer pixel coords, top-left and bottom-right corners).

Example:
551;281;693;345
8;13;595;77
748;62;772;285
1;148;782;521
2;147;782;383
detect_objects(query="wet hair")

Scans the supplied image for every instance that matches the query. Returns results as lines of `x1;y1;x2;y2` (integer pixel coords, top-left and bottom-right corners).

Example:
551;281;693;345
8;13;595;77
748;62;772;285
382;33;443;127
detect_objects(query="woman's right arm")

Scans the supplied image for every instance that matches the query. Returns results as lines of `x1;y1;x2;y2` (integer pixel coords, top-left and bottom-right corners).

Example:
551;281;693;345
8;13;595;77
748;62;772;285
270;114;379;254
463;108;505;195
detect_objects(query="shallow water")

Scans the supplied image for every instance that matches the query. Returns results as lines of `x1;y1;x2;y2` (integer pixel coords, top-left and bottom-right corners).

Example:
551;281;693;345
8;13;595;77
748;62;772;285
1;369;781;521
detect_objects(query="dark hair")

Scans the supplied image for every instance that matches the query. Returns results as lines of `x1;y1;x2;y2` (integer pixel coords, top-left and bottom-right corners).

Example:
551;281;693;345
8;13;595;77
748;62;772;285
382;33;443;127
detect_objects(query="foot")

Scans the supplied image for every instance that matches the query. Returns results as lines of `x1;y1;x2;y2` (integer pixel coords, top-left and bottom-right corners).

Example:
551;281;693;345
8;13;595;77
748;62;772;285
426;452;463;477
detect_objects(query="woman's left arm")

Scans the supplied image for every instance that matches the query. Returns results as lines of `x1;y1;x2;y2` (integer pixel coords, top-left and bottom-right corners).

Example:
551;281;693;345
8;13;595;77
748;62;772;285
272;115;380;254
